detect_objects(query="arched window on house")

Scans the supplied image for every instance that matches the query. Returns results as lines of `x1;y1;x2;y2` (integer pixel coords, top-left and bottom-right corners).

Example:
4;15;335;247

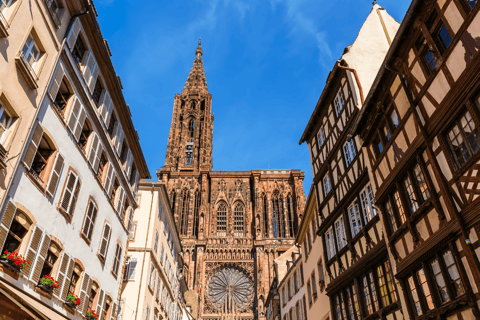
217;202;227;237
192;190;200;237
180;189;190;236
234;203;244;237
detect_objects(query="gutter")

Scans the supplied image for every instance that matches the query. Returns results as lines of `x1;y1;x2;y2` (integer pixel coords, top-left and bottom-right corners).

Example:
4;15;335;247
337;64;365;104
348;0;422;139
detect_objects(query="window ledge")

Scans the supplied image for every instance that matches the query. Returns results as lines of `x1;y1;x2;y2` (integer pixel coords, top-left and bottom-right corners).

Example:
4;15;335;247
0;12;8;38
80;232;92;247
97;253;106;264
110;270;118;280
15;55;38;90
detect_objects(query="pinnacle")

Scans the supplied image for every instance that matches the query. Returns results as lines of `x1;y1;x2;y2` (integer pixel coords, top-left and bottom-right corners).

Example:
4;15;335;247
183;40;208;94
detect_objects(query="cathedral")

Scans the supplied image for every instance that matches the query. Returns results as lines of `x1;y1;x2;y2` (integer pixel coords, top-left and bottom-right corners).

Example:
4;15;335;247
157;41;307;320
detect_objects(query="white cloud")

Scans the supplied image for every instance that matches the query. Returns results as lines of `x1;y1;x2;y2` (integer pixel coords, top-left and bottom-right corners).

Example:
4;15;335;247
269;0;333;69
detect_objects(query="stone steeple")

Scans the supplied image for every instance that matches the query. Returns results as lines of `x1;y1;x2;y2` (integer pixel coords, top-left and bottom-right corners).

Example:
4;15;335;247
182;40;209;95
162;41;214;173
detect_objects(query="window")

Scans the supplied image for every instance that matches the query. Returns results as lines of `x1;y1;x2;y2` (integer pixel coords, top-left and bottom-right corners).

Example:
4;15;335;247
179;189;190;236
51;74;73;115
466;0;477;8
416;35;437;72
343;139;356;167
149;262;154;287
193;190;200;237
334;89;345;117
325;227;336;260
434;24;452;52
98;222;112;261
145;305;151;320
311;273;317;299
129;221;137;241
0;104;14;145
288;280;292;300
272;192;286;238
97;153;107;182
1;203;32;253
81;200;98;242
317;125;326;149
334;216;346;250
234;203;244;237
112;243;122;277
307;231;312;254
154;232;158;253
40;242;60;279
389;108;400;129
71;36;86;67
92;80;103;107
217;203;227;237
307;280;312;305
21;34;41;72
78;118;93;151
0;0;13;15
59;170;81;217
119;142;128;166
67;263;81;296
360;184;376;224
348;201;362;238
124;257;137;281
44;0;63;26
373;135;383;156
107;113;117;139
323;174;332;196
447;111;480;168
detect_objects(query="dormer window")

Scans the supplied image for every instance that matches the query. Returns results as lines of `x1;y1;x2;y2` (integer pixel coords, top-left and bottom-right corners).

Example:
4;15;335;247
334;89;345;117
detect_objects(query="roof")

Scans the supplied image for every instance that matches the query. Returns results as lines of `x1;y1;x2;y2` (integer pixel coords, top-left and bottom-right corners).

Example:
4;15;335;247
182;40;209;95
299;3;399;144
350;0;423;138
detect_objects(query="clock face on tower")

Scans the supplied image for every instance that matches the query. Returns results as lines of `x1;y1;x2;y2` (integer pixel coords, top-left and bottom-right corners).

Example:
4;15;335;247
207;267;254;313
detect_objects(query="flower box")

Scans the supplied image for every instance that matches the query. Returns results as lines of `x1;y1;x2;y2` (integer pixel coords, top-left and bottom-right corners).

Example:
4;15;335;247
85;309;99;320
65;293;80;310
0;250;30;274
37;275;60;294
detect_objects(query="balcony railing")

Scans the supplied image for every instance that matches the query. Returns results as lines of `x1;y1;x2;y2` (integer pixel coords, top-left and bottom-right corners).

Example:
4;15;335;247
19;51;38;79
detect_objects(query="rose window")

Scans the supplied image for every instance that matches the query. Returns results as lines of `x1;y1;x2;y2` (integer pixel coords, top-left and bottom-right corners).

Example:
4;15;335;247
207;267;254;312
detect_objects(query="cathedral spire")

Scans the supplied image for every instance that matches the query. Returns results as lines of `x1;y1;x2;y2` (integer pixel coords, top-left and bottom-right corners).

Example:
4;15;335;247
183;40;208;94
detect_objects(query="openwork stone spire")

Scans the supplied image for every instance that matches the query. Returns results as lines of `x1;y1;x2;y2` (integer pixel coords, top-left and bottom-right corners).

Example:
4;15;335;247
182;39;208;94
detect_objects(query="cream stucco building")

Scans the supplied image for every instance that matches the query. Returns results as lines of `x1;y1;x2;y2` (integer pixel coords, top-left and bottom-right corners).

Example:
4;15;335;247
118;181;188;320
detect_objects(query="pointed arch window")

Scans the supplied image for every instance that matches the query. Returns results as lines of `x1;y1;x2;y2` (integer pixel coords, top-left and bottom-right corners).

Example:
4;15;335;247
193;190;200;237
263;194;269;237
188;119;195;140
286;195;295;238
234;203;244;237
179;189;190;236
217;203;227;237
272;192;286;238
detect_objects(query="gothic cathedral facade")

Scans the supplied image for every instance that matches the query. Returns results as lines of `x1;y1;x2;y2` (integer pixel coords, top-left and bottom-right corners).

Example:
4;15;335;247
157;41;307;320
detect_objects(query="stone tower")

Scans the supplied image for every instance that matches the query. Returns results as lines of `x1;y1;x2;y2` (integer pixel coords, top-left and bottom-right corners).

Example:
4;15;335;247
158;42;307;320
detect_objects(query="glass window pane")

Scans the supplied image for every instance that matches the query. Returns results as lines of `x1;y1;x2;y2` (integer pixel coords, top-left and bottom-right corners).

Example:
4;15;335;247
390;109;400;129
438;25;452;49
385;200;398;233
363;276;374;315
449;123;471;166
416;268;434;311
408;276;422;316
425;50;437;70
348;202;362;237
414;165;430;201
430;258;450;303
369;272;379;311
442;250;465;297
461;112;480;155
404;176;419;212
377;265;391;307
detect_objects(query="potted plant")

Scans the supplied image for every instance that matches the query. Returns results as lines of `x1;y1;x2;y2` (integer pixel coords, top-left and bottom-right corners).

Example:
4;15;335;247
37;275;60;294
85;309;99;320
0;250;30;273
65;292;81;309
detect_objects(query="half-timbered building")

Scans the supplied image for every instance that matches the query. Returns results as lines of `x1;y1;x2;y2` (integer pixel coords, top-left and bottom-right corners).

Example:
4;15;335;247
299;3;403;320
353;0;480;319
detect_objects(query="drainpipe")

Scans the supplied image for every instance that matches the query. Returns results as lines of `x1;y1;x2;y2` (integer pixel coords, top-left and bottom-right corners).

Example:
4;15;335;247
135;186;155;319
337;64;365;104
385;64;480;298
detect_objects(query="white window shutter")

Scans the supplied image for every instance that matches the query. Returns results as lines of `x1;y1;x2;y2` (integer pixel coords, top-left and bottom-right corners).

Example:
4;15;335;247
104;101;113;126
110;302;117;320
46;152;64;198
0;201;17;251
127;207;134;236
99;223;112;260
95;289;105;316
67;97;86;142
83;52;95;85
67;18;81;49
60;171;80;216
88;132;99;167
49;65;65;100
88;63;100;93
79;273;92;315
107;168;117;198
54;252;74;300
23;123;44;169
22;226;43;277
100;91;111;122
103;162;114;194
124;150;133;178
30;232;51;283
128;256;137;280
132;171;140;198
116;187;126;217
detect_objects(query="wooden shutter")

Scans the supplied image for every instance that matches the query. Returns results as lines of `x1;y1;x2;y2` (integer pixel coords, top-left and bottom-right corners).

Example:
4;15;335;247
46;152;64;198
83;52;95;85
132;171;140;198
67;97;86;142
0;201;17;250
100;92;111;123
88;63;100;93
95;289;105;316
124;150;133;178
116;129;124;154
110;302;117;320
54;252;74;299
126;208;134;236
67;18;81;49
79;273;92;315
23;123;43;169
23;226;43;276
112;243;122;276
104;162;115;196
60;171;80;216
115;187;125;216
98;223;112;260
128;256;137;280
88;133;105;173
49;65;65;100
82;200;98;241
30;232;51;283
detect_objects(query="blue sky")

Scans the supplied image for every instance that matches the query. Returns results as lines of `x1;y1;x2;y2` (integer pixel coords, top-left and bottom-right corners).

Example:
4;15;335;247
94;0;410;195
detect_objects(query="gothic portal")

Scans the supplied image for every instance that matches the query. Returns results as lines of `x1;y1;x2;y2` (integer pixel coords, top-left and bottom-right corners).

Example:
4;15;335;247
157;41;306;320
